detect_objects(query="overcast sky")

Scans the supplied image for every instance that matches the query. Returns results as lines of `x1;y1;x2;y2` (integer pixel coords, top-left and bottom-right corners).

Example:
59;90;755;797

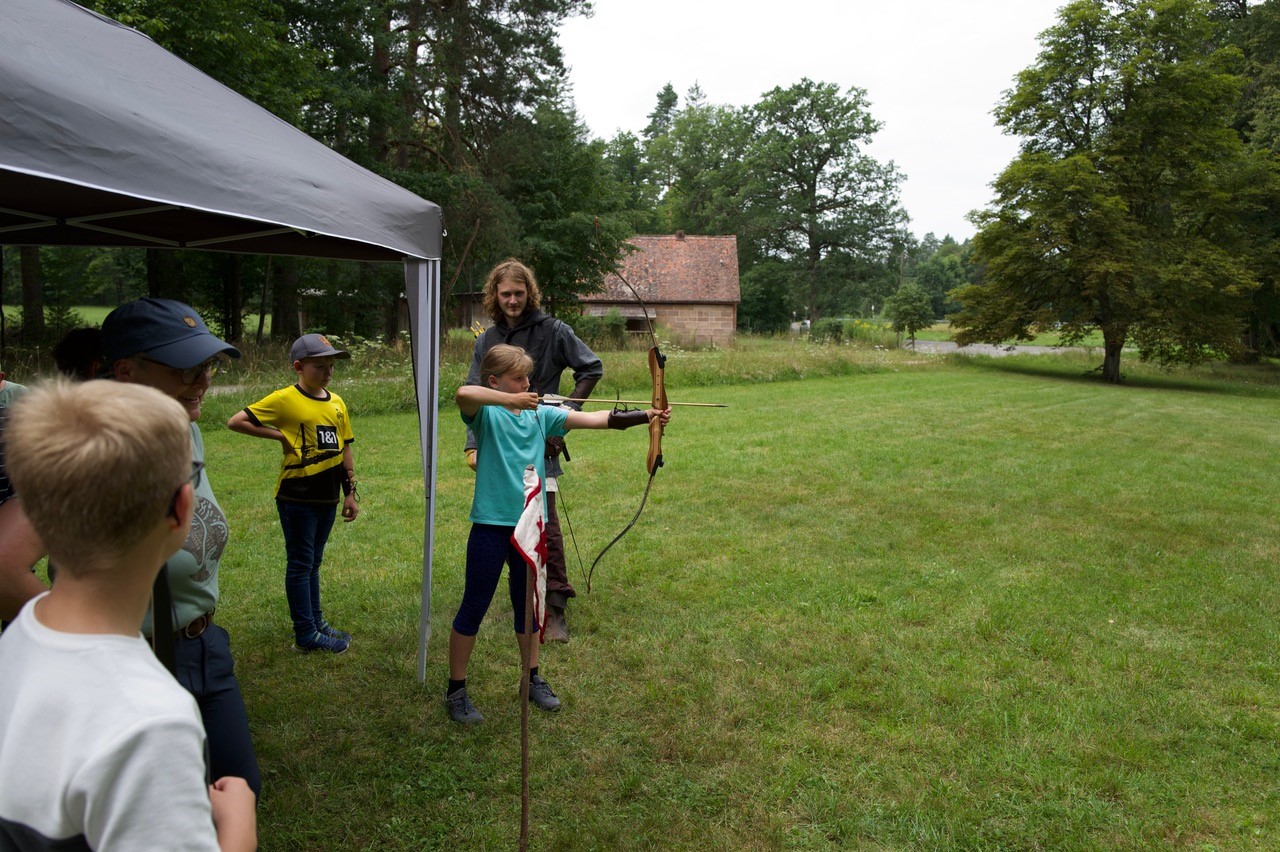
558;0;1067;242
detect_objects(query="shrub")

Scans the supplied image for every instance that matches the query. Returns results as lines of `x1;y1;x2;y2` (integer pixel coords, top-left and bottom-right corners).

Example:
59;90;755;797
811;317;844;342
572;309;627;349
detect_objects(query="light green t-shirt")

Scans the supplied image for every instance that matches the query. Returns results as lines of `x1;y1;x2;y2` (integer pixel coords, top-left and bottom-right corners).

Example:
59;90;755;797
0;381;29;409
144;423;227;635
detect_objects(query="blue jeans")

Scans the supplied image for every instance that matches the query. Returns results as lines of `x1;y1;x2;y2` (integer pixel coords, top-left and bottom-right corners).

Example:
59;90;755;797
276;499;337;640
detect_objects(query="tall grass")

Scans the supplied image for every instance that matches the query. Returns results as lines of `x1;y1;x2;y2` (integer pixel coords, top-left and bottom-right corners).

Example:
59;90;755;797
199;329;916;421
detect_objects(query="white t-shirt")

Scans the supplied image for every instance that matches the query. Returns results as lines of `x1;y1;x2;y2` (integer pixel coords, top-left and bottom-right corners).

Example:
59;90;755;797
0;593;219;851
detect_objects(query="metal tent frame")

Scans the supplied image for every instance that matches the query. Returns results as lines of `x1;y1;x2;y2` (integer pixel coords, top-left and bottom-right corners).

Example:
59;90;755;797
1;0;445;680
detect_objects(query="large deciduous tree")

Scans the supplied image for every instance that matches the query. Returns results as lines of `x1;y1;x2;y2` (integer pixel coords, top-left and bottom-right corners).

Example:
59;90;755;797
603;131;664;233
916;252;968;319
648;93;752;236
502;101;631;305
954;0;1270;382
740;79;905;322
1228;0;1280;358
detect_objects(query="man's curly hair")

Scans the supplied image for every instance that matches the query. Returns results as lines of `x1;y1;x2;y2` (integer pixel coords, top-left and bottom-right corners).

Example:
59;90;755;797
482;258;541;325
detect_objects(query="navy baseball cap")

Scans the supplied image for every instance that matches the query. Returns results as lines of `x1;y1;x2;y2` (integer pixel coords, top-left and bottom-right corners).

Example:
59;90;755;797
102;298;241;369
290;333;350;362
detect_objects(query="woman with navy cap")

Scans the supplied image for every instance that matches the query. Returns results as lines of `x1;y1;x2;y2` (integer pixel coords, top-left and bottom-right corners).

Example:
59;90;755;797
102;297;261;800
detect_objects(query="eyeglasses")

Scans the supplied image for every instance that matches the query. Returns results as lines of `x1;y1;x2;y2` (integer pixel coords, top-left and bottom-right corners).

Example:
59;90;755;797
144;356;224;385
168;461;205;521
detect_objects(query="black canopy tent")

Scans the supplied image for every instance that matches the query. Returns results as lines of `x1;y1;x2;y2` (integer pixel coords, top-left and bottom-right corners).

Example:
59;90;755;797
1;0;445;679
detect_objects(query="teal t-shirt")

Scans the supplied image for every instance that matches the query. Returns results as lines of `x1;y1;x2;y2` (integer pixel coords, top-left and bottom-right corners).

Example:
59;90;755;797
462;405;568;526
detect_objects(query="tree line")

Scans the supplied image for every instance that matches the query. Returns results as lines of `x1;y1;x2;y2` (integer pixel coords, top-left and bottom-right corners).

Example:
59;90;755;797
0;0;930;347
3;0;1278;379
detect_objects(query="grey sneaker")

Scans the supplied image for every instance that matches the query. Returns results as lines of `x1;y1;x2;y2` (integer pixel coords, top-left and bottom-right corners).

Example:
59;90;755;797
446;688;484;724
293;630;349;654
527;674;561;712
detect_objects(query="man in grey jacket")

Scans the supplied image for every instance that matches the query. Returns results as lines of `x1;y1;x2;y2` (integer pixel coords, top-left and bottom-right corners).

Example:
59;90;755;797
464;259;602;641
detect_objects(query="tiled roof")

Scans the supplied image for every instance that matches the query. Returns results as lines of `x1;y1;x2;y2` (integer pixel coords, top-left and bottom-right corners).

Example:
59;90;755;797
583;233;740;305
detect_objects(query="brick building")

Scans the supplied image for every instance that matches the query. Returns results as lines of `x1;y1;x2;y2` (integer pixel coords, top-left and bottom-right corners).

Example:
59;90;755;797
581;233;739;346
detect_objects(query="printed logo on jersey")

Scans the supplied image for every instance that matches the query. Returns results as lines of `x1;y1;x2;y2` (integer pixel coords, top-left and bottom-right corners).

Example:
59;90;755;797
315;424;340;451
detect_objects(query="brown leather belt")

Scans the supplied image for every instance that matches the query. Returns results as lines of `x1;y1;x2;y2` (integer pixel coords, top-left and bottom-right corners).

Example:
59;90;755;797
178;610;214;640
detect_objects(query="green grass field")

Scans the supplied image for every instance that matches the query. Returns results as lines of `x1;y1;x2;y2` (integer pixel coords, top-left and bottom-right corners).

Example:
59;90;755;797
129;344;1280;850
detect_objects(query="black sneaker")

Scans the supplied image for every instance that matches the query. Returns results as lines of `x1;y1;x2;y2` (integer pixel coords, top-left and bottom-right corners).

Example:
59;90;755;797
317;621;352;643
293;631;349;654
446;688;484;724
527;674;561;712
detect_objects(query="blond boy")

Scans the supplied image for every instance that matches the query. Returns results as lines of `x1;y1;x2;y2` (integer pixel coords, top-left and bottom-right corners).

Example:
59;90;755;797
0;381;256;851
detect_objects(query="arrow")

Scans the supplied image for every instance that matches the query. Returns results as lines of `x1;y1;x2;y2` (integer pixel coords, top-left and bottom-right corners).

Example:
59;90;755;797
538;395;727;408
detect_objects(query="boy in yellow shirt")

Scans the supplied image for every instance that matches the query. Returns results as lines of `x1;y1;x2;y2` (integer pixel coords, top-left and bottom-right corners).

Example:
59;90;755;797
228;334;358;653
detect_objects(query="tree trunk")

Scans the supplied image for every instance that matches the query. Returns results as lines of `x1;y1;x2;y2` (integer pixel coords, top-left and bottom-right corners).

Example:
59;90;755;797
20;246;44;345
270;259;300;340
221;255;243;343
368;7;391;162
257;256;272;344
398;1;425;170
1101;327;1125;384
382;268;400;343
146;249;181;300
442;0;468;171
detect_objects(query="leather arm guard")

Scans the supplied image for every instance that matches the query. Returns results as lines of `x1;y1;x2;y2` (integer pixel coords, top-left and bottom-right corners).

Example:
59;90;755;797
607;409;650;430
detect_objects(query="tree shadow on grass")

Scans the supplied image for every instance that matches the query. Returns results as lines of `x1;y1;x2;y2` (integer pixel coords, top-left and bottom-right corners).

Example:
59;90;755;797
949;353;1280;399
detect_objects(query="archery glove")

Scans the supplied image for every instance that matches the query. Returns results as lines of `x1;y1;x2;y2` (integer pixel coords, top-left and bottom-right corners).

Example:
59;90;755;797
607;409;650;430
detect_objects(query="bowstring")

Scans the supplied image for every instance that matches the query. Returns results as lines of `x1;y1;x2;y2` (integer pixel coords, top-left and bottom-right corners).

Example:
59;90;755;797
588;219;665;588
587;469;653;593
552;469;586;588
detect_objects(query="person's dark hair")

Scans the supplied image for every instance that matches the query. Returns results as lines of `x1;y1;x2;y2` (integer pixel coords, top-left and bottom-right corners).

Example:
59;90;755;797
52;327;105;380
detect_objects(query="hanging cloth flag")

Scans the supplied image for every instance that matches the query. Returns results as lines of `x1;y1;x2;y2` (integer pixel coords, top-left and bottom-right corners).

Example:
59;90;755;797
511;464;548;641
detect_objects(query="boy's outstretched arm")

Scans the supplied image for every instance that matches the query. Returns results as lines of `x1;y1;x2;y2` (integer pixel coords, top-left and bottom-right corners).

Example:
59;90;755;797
564;407;672;431
227;410;295;456
209;776;257;852
456;385;539;417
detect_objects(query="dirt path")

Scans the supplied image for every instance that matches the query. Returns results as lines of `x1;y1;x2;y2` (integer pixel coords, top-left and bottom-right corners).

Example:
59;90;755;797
903;340;1095;357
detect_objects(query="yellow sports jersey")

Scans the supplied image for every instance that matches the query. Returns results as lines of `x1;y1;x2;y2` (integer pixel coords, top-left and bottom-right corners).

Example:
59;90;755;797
242;384;354;502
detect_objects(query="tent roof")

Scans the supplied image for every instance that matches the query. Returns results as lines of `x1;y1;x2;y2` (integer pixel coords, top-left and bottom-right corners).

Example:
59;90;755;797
0;0;442;262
